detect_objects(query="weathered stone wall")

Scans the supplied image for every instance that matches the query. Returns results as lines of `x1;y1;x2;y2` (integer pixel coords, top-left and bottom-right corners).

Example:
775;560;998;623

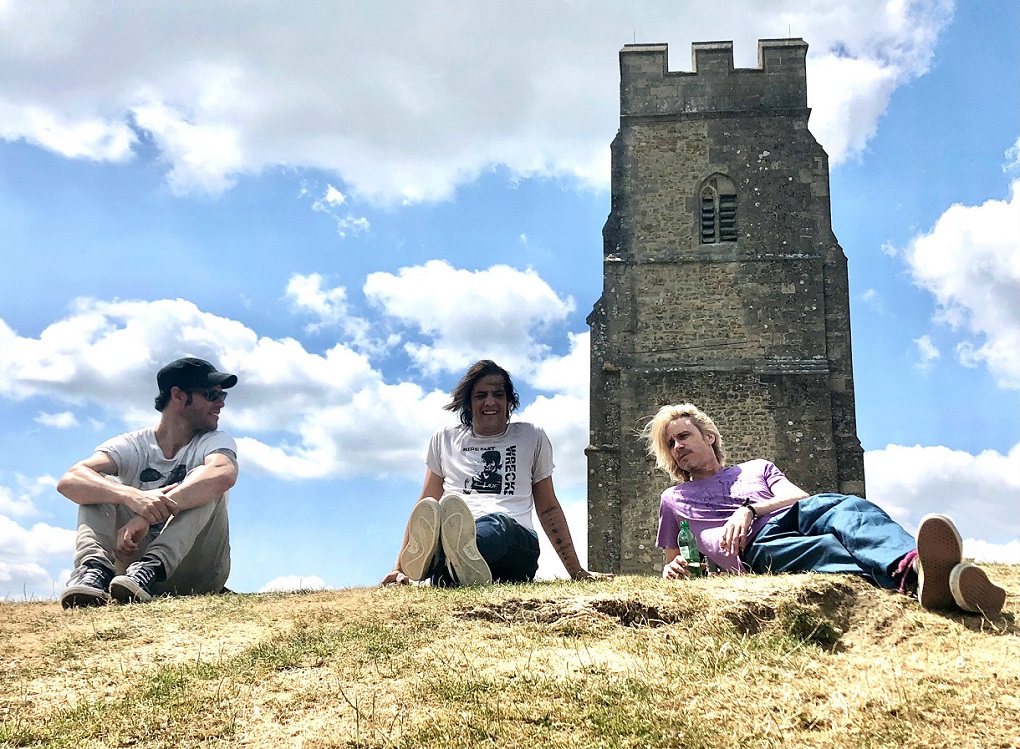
588;39;865;575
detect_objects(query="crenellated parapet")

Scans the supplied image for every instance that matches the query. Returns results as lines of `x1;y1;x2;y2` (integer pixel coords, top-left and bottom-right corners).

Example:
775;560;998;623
620;39;808;117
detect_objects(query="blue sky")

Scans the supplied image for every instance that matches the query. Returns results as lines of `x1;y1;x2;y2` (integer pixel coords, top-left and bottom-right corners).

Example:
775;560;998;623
1;1;1017;598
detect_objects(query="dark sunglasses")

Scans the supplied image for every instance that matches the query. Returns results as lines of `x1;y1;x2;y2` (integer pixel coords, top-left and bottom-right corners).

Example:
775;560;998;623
190;388;228;403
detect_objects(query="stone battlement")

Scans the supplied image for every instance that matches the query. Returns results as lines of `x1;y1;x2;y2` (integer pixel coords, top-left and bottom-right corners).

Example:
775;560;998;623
620;39;808;117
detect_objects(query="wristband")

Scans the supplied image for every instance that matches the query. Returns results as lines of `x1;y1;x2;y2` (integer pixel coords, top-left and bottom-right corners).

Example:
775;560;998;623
741;498;758;520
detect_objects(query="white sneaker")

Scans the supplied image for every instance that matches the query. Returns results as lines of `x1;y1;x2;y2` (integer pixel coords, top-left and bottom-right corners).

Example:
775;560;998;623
916;514;963;611
439;494;491;586
398;498;441;581
950;562;1006;618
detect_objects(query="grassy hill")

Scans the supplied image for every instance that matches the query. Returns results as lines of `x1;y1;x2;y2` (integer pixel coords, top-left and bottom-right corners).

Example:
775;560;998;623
2;566;1018;748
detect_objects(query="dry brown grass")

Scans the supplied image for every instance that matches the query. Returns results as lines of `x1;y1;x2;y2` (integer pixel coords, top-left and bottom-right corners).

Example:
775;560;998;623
2;565;1018;748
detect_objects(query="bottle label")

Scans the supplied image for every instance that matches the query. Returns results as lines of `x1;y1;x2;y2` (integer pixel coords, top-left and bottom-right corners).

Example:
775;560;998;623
679;547;703;577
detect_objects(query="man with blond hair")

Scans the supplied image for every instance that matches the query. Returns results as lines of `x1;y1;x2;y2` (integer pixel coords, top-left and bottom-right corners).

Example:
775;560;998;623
643;402;1005;618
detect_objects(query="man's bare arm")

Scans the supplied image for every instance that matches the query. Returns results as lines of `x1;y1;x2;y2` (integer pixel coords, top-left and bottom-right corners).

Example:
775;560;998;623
720;476;810;556
418;470;444;501
56;452;173;524
662;547;688;579
163;451;238;513
534;476;611;580
754;477;809;515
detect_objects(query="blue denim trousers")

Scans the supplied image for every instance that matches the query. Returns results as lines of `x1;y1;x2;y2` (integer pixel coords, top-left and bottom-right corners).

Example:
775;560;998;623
742;493;916;590
432;512;540;585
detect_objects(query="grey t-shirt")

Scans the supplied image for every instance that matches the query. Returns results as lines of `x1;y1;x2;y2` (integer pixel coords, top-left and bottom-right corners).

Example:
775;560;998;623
426;422;554;531
97;427;237;490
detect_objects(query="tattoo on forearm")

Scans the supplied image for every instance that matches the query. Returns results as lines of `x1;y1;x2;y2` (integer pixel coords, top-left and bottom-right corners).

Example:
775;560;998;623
539;505;578;568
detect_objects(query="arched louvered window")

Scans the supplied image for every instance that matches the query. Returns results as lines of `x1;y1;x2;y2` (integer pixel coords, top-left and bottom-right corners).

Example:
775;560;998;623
699;174;737;244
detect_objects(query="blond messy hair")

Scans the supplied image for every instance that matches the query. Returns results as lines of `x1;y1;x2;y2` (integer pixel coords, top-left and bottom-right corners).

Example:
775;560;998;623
641;403;726;483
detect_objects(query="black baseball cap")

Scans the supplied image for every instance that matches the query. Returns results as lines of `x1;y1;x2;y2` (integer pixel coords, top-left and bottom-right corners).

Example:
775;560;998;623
157;357;238;394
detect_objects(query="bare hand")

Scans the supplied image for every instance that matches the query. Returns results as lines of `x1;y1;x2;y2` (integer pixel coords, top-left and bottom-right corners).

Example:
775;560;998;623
572;569;614;581
124;485;177;524
663;556;691;580
381;569;411;586
720;506;755;556
116;515;150;561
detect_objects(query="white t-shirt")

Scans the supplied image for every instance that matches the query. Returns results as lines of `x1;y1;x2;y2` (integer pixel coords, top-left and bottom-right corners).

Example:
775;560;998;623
425;422;554;531
97;427;238;490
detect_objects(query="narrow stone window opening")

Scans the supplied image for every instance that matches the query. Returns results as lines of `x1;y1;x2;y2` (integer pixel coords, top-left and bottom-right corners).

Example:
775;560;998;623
699;175;737;244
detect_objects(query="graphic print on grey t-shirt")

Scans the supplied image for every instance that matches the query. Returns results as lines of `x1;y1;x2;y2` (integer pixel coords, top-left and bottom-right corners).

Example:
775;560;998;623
466;449;503;494
137;463;187;538
139;463;187;488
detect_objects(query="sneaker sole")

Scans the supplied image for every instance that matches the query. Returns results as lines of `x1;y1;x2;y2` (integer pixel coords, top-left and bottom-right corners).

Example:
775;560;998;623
950;562;1006;618
916;514;963;611
60;585;110;609
399;498;441;581
109;575;154;603
439;494;491;586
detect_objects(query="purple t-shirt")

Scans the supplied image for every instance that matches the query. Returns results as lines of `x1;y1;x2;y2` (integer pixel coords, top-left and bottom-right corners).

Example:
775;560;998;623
656;459;786;572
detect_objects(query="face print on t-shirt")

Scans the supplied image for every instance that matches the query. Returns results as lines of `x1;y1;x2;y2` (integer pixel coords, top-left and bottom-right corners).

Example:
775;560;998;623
467;450;503;494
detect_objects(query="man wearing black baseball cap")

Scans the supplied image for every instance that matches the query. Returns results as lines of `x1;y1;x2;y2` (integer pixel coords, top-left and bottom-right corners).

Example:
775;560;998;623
57;357;239;607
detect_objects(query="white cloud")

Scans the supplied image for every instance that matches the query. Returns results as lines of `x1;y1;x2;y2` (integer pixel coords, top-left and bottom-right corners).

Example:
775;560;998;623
0;561;64;601
807;55;900;165
316;185;347;208
0;514;76;565
912;334;940;371
865;442;1020;562
965;539;1020;565
802;0;951;165
284;273;376;350
259;575;328;593
0;296;450;480
905;180;1020;388
0;101;136;161
0;1;953;203
132;99;244;195
285;273;351;329
34;410;79;429
0;474;55;517
364;260;575;377
310;185;369;238
1005;136;1020;173
0;287;590;482
519;395;588;490
530;331;589;399
334;215;370;238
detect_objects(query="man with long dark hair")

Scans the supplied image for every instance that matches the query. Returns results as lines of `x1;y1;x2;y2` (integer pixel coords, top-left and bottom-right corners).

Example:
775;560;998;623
382;360;607;586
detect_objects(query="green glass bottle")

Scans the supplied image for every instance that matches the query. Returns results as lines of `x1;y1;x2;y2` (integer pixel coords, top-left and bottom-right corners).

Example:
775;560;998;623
677;520;703;578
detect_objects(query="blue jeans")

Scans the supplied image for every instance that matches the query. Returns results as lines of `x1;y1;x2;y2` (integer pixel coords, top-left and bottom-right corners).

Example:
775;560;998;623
432;513;540;584
742;494;915;590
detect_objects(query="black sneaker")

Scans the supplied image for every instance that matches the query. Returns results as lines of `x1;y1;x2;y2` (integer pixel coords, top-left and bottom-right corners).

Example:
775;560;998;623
61;563;114;609
110;558;165;603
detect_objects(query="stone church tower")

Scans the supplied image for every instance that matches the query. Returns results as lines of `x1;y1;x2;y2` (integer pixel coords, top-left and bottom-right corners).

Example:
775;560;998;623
587;39;865;574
